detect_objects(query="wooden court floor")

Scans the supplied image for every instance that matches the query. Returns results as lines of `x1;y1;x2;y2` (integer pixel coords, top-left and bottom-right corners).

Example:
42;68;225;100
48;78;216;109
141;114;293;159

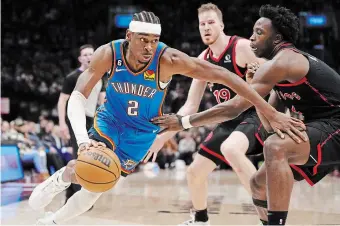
1;168;340;225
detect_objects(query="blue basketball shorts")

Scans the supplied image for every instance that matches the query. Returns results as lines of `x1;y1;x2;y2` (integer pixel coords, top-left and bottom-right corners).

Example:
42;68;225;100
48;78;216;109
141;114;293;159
88;106;157;177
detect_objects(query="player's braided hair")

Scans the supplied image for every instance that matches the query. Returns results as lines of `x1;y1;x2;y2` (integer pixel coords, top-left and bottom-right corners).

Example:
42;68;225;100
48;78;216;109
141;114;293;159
259;5;299;44
132;11;160;24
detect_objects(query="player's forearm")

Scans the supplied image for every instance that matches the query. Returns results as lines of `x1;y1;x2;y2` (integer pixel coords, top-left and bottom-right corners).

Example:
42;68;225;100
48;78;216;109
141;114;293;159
214;67;277;120
158;103;199;142
177;102;199;116
67;91;90;146
256;109;273;132
256;91;282;132
187;101;242;128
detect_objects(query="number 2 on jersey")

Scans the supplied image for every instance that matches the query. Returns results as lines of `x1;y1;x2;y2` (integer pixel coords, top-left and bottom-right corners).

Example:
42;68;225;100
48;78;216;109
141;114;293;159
127;100;139;116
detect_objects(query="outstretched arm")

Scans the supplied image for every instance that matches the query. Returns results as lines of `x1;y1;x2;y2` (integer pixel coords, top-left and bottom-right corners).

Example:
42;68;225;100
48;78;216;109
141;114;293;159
157;52;307;142
161;48;277;121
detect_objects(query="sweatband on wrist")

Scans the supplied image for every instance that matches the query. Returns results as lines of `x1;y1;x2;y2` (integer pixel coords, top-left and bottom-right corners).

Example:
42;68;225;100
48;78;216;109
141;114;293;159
181;115;193;129
67;91;90;146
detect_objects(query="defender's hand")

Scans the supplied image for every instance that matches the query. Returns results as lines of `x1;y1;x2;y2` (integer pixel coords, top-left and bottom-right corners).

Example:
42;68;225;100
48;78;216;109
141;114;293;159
151;114;184;133
269;111;307;144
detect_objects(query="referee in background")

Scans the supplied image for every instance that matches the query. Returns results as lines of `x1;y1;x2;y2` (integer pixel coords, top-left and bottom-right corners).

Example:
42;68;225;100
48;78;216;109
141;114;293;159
57;44;107;203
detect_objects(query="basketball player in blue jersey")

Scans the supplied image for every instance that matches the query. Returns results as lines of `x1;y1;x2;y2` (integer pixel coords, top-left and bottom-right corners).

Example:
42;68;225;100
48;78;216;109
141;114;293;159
28;11;305;225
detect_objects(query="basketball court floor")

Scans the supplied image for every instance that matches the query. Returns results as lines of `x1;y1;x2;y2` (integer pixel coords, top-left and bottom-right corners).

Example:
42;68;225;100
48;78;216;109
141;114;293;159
1;167;340;225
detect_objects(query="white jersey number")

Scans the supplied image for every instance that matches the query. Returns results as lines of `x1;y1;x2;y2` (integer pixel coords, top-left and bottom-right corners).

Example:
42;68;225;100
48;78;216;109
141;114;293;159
127;100;139;116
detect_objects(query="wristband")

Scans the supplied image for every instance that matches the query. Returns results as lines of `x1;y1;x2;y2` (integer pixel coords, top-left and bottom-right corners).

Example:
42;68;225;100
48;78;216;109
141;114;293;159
181;115;193;129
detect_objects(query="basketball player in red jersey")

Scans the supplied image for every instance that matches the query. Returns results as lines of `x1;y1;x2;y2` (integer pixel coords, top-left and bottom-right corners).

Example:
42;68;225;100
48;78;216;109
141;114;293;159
152;5;340;225
145;3;268;225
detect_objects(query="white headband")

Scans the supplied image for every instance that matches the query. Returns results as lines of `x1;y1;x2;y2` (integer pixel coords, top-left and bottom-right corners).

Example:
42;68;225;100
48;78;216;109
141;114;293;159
129;21;161;35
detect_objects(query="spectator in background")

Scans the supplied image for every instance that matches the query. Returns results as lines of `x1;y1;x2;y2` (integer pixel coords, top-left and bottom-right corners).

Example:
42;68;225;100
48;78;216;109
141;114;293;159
5;118;49;175
41;120;65;175
38;116;48;138
50;125;74;164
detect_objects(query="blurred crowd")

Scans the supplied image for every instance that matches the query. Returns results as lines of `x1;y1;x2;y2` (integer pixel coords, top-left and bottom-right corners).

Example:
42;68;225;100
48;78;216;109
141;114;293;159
1;117;73;177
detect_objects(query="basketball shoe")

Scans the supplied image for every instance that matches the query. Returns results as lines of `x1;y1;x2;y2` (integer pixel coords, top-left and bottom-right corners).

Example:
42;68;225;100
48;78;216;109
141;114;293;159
36;212;56;225
178;209;210;225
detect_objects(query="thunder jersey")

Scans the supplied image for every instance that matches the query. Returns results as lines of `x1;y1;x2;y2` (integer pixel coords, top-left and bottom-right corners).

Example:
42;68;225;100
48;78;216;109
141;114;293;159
103;40;168;132
204;36;253;126
274;47;340;121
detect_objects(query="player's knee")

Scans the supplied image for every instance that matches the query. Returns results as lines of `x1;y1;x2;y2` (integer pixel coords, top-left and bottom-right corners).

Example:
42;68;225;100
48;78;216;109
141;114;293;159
263;136;287;161
221;143;242;160
186;164;203;184
250;173;265;195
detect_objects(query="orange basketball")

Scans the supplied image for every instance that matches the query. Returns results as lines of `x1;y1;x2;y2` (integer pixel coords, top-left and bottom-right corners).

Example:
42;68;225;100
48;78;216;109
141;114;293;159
75;146;121;193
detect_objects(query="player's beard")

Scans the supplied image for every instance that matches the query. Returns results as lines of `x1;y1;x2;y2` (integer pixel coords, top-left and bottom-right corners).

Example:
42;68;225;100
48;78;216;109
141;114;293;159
203;32;219;45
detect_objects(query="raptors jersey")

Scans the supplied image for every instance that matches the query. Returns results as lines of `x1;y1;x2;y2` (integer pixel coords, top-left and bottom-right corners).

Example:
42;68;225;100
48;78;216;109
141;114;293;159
103;40;168;132
274;48;340;121
204;36;253;125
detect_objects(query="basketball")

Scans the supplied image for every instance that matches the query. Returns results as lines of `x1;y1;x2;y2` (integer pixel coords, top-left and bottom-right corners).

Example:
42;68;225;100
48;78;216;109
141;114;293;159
75;146;121;193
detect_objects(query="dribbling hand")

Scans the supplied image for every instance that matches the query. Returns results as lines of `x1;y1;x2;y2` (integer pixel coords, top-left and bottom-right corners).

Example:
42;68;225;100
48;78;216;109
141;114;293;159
77;139;107;156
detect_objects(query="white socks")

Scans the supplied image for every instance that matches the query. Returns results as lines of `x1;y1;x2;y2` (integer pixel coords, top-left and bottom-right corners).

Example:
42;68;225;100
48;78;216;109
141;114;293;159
53;188;103;224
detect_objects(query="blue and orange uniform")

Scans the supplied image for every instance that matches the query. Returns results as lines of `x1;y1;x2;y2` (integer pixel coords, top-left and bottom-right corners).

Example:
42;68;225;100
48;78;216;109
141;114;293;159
89;39;168;176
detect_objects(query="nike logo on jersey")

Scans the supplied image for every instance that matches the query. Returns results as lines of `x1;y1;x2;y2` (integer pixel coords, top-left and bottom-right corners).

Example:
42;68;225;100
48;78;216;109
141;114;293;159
116;68;127;72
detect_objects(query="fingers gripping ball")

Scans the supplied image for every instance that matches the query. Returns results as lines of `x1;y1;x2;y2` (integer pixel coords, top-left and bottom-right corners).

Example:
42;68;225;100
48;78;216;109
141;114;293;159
75;146;121;192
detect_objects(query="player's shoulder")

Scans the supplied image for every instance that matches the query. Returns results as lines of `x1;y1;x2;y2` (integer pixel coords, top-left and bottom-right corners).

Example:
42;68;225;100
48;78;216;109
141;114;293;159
91;42;114;62
160;47;182;63
97;42;115;53
274;49;303;67
234;37;251;51
197;48;209;60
